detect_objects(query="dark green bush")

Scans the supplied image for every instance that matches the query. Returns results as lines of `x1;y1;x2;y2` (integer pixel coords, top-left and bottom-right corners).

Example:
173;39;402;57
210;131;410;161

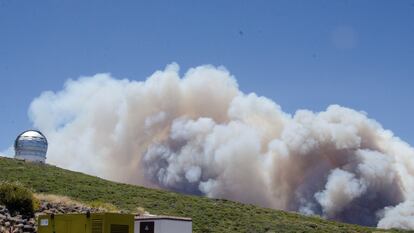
0;182;37;216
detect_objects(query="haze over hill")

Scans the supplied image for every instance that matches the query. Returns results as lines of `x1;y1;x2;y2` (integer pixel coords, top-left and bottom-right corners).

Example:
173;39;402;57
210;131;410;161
27;64;414;229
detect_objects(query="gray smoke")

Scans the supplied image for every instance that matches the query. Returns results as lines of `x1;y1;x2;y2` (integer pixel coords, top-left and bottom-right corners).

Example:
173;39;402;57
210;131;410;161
29;64;414;229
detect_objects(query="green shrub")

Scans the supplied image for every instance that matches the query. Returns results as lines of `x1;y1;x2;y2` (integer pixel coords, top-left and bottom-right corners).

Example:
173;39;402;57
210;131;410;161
0;182;38;216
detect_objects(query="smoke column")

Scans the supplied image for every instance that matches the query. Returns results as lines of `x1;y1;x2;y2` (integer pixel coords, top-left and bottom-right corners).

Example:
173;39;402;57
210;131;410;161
29;64;414;229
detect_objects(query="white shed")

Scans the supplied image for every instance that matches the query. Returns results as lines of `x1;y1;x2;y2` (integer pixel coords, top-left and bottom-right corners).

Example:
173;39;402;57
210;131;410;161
134;215;192;233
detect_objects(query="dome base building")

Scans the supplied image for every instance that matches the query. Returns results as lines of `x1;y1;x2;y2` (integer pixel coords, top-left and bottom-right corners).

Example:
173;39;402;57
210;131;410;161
14;130;48;163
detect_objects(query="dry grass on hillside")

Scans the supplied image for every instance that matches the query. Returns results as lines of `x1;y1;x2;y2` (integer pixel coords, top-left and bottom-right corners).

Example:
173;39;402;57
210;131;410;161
34;193;84;206
34;193;120;213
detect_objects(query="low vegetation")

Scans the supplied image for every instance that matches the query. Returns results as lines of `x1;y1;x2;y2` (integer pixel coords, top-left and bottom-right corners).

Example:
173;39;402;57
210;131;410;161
0;157;409;233
0;181;38;216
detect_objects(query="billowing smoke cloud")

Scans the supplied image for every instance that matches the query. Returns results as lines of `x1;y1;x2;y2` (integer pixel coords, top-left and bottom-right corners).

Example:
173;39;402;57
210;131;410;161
29;64;414;229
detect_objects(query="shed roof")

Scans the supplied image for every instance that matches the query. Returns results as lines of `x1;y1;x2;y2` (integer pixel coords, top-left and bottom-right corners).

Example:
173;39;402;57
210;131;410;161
135;215;192;222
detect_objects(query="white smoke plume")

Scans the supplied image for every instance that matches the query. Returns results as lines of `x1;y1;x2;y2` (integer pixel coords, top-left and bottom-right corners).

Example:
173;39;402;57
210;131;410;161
29;64;414;229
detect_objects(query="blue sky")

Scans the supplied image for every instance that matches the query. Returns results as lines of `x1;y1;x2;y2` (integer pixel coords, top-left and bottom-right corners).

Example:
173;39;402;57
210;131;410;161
1;0;414;152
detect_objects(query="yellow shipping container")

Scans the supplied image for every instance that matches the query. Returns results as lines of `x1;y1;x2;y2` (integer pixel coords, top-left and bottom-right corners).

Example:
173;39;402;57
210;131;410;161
38;213;134;233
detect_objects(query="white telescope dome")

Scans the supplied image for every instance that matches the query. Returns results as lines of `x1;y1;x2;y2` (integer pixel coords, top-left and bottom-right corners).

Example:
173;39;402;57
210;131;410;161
14;130;48;163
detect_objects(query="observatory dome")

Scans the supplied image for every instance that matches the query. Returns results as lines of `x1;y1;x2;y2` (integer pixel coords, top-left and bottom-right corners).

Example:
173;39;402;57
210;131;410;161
14;130;48;163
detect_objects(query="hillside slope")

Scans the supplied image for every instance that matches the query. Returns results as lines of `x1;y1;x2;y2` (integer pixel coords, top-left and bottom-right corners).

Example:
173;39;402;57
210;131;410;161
0;157;408;233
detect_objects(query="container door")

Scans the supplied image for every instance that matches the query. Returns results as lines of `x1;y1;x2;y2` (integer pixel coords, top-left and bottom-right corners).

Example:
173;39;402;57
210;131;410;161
69;220;87;233
55;219;87;233
55;220;69;233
